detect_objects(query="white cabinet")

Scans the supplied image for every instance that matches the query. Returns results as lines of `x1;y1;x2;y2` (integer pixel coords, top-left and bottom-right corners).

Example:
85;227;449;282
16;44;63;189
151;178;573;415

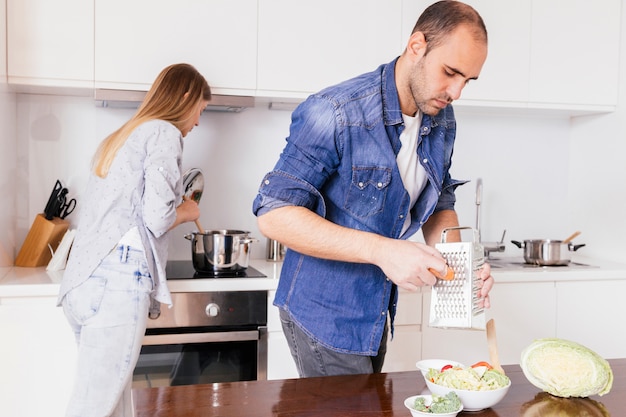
7;0;93;89
556;280;626;359
0;297;77;417
383;290;422;372
266;291;298;379
421;282;557;366
257;0;404;98
94;0;257;94
459;0;532;104
528;0;621;108
460;0;620;111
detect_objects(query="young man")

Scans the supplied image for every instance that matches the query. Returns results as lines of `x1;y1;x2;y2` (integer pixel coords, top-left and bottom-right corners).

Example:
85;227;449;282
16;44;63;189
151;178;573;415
253;0;493;377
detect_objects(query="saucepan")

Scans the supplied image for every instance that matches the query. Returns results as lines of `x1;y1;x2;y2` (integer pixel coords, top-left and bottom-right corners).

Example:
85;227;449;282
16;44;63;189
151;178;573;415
185;229;258;272
511;239;585;266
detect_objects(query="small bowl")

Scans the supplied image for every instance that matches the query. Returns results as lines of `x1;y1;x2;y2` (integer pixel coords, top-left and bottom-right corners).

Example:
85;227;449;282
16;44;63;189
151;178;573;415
415;359;464;377
404;395;463;417
425;379;511;412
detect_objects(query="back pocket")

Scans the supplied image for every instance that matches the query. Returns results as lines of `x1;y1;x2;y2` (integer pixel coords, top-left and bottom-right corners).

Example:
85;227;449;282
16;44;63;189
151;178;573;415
65;276;107;323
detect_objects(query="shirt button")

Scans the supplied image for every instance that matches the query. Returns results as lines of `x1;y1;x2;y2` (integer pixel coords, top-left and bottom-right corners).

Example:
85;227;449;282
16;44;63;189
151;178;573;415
377;182;383;188
422;158;428;163
399;214;404;219
381;311;386;316
264;179;270;185
358;182;364;188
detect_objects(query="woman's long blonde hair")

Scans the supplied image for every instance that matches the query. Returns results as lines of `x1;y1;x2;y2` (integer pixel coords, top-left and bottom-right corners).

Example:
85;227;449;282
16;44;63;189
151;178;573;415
93;63;211;177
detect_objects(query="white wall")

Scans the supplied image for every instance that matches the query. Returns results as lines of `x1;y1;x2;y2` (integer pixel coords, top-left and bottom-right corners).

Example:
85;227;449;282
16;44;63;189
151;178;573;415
0;0;17;267
15;96;291;261
16;94;580;261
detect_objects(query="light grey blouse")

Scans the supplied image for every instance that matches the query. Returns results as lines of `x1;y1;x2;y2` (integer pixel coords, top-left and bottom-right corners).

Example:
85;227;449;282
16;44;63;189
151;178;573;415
58;119;184;308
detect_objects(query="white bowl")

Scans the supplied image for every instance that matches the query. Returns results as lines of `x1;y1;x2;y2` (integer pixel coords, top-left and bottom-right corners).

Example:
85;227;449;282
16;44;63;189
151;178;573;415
404;395;463;417
415;359;465;377
425;379;511;412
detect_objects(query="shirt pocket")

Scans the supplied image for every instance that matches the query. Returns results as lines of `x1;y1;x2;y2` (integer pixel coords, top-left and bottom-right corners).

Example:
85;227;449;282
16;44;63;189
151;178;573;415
344;167;391;218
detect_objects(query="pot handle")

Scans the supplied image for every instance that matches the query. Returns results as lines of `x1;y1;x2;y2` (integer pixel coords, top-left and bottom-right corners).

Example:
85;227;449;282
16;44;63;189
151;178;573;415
511;240;524;249
242;237;259;244
184;233;193;241
569;243;586;252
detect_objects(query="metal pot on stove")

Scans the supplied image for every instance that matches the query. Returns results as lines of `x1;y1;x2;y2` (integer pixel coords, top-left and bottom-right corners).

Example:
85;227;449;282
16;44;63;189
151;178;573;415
185;229;258;273
511;239;586;266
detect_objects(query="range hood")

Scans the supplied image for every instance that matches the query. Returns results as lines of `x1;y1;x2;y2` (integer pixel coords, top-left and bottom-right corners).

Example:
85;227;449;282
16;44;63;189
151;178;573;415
94;89;254;112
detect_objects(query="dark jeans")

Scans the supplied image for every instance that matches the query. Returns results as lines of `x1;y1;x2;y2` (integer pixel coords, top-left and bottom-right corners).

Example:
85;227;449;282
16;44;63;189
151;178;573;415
279;309;388;377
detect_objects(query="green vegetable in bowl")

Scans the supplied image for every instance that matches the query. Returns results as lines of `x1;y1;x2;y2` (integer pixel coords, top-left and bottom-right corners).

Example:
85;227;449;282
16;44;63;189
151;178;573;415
520;338;613;398
413;392;462;413
426;364;510;391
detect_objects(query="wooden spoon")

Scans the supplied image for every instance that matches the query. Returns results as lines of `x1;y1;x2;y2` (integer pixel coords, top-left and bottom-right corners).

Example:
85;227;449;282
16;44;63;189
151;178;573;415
562;231;581;244
182;195;204;232
486;318;506;375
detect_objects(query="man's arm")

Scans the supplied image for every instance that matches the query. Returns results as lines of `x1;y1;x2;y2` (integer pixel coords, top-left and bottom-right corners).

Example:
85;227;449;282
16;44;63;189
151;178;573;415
257;205;449;291
421;209;461;246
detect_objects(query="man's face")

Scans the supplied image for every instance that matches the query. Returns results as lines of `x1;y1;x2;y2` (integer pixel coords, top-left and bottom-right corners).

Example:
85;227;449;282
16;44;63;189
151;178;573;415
408;25;487;116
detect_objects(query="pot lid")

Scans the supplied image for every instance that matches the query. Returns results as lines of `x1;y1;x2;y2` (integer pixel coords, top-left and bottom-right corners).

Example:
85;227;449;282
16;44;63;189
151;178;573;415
182;168;204;203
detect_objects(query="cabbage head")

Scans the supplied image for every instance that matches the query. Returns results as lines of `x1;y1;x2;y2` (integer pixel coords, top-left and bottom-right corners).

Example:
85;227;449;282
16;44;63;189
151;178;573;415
520;338;613;397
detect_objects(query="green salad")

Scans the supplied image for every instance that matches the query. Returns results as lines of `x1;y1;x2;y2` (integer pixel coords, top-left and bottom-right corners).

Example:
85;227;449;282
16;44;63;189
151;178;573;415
426;363;510;391
413;392;462;413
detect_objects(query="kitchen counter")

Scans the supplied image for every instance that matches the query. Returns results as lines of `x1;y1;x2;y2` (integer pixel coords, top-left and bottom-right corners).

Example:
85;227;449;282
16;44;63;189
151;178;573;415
2;256;626;299
132;358;626;416
0;260;283;299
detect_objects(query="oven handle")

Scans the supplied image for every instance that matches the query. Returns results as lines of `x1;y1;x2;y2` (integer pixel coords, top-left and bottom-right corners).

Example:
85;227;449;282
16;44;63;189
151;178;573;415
142;329;260;346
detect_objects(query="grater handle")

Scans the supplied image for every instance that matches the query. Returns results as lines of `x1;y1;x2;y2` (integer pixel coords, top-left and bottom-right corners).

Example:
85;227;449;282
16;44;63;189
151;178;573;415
440;226;480;244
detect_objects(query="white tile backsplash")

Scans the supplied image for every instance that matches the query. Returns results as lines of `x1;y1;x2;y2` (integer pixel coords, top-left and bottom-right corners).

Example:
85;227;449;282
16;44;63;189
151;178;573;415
15;92;587;262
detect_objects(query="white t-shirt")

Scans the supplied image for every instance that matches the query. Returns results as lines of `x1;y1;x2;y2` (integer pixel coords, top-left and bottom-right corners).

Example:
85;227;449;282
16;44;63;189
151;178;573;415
398;112;428;235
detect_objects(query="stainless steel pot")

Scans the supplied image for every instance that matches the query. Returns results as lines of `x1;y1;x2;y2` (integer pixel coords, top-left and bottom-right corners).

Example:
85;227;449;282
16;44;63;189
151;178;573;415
511;239;586;266
184;229;258;272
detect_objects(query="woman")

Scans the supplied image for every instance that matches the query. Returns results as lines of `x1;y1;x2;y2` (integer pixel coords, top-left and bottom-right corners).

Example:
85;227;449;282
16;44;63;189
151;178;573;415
57;63;211;417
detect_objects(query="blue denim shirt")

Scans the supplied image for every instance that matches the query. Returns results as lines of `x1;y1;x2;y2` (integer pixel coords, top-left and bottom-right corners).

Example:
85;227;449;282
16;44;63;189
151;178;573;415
253;58;466;355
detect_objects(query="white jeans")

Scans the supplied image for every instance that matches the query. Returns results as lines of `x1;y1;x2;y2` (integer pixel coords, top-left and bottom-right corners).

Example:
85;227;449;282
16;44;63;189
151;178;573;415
62;245;153;417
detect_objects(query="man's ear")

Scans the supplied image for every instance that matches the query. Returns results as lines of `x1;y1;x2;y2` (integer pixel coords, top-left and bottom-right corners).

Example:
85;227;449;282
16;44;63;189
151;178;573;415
407;31;428;59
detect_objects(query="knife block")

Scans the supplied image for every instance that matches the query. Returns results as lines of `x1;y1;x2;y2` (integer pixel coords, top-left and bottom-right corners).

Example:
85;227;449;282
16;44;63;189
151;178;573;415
15;214;70;267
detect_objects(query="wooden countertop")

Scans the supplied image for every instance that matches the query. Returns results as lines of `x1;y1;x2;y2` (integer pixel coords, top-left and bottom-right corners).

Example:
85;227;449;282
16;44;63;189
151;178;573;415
133;359;625;416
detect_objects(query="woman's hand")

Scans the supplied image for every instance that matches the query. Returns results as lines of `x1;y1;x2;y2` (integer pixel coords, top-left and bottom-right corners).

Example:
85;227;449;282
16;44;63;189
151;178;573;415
169;199;200;230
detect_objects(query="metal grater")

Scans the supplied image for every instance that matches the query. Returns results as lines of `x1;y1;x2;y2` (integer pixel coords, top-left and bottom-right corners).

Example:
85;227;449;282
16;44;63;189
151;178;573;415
429;227;486;330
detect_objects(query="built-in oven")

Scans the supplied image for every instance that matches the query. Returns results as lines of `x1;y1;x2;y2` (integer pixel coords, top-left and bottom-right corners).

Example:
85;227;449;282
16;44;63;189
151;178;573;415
132;261;268;388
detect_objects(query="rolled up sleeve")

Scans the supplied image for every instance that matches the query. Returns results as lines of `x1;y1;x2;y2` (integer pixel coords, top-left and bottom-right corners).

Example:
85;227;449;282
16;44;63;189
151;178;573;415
253;171;327;217
142;125;182;238
253;96;339;218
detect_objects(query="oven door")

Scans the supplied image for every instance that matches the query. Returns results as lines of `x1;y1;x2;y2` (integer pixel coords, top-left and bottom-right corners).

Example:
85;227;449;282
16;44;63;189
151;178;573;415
133;326;267;388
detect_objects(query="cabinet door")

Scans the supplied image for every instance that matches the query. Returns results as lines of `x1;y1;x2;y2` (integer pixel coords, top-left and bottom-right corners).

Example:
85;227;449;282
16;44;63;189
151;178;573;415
458;0;532;104
257;0;403;98
383;290;422;372
421;282;556;366
7;0;94;88
529;0;621;107
0;298;77;417
556;280;626;359
95;0;257;94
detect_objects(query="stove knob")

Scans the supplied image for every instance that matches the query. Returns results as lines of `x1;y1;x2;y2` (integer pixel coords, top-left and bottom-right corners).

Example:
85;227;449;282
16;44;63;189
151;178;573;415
205;303;220;317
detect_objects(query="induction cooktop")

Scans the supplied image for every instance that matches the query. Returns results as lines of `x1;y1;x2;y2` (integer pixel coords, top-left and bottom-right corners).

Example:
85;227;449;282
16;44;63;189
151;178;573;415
165;260;267;279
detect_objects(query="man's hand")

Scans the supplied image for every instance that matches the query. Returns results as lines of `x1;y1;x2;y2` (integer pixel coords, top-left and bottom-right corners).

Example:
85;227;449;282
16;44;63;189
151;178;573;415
373;239;450;292
477;262;494;308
